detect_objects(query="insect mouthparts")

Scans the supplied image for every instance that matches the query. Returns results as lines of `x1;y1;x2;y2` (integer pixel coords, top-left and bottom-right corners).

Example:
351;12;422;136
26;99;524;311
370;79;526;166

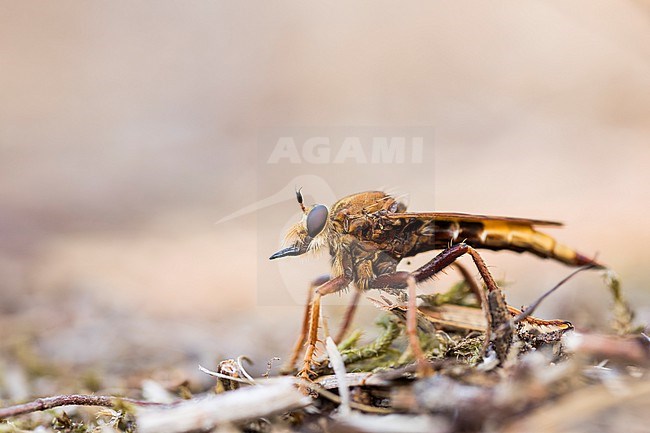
269;245;302;260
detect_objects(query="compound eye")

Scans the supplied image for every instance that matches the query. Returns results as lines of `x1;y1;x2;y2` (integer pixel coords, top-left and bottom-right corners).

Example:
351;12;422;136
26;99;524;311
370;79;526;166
306;205;328;237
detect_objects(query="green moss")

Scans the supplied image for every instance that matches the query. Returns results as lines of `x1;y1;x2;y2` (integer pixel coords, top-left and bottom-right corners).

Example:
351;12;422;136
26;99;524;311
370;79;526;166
447;334;484;365
337;329;363;352
418;280;479;308
340;315;401;367
604;271;639;334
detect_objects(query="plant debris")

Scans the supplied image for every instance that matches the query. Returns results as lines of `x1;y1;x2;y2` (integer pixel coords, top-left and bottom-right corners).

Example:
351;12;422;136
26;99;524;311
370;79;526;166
1;271;647;433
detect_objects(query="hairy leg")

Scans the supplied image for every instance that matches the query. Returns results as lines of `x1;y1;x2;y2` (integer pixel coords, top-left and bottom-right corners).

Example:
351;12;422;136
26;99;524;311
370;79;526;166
299;275;351;379
333;289;362;344
282;275;330;374
369;243;501;376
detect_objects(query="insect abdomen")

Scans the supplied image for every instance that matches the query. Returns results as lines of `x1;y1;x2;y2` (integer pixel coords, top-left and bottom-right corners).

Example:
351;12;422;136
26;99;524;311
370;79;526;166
408;218;599;267
465;220;599;267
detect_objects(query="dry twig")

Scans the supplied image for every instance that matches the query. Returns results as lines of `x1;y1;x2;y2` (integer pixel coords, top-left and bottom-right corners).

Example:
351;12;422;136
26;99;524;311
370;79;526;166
0;394;171;419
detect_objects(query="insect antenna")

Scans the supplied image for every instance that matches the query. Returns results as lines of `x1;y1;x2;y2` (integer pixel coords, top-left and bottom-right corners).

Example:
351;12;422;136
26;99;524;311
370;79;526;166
295;187;307;213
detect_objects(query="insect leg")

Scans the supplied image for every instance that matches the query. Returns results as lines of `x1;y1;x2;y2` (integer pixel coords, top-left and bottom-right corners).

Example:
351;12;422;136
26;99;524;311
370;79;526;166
453;261;573;332
369;243;504;376
300;275;351;380
405;273;432;376
283;274;330;374
452;261;484;305
333;289;362;344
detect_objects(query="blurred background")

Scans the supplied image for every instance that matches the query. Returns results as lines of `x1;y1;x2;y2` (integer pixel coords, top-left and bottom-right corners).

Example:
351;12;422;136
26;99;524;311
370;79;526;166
1;1;649;395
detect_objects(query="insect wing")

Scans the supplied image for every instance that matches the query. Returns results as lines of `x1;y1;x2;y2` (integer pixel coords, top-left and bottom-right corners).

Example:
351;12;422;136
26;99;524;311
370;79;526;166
386;212;563;227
